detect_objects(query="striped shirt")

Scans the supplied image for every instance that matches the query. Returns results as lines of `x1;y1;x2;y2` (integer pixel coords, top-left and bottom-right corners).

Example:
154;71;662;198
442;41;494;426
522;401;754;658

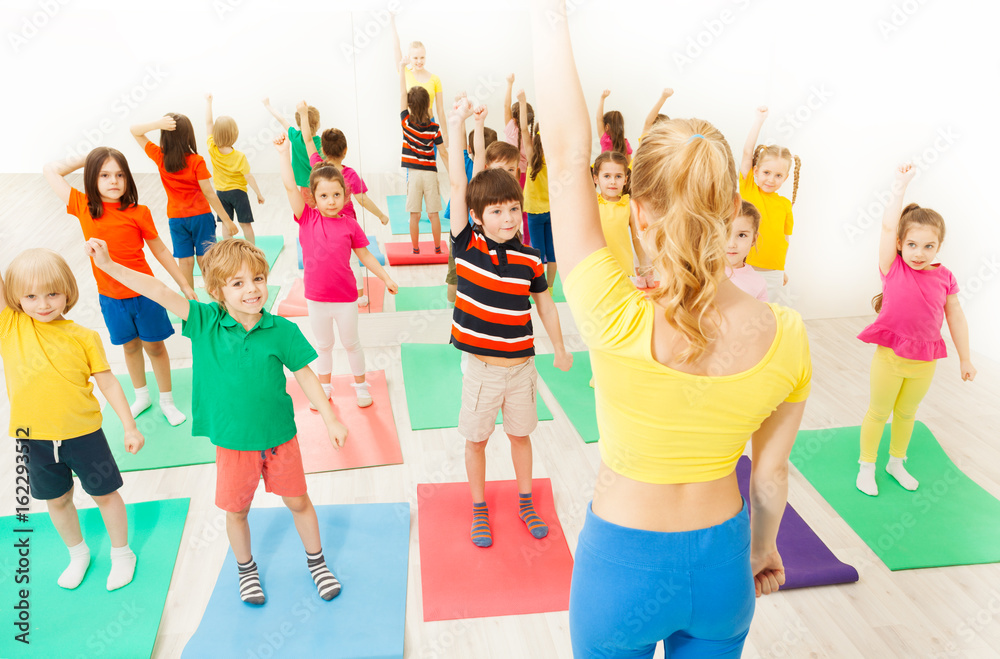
400;110;443;171
450;223;548;358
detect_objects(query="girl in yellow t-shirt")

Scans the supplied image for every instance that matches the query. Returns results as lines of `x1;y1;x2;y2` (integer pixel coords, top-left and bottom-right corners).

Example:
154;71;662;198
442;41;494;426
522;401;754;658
0;250;144;592
739;106;801;303
592;151;648;285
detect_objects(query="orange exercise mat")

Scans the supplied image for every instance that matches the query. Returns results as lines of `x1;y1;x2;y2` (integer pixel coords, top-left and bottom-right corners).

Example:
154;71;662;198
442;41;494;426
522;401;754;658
277;277;385;317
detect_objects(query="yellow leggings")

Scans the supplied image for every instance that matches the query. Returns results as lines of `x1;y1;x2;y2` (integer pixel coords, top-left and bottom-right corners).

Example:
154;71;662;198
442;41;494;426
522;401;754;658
859;346;936;463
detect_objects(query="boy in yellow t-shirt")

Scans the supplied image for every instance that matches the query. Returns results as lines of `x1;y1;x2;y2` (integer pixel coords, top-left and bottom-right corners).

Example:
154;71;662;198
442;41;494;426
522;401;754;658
205;94;266;244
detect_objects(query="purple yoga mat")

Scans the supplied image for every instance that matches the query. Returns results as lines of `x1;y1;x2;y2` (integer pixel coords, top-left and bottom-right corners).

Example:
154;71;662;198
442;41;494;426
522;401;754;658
736;456;859;590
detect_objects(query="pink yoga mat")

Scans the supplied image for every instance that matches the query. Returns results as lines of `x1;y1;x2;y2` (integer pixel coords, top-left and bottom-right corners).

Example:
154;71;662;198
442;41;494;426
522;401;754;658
277;277;385;317
385;241;449;265
288;371;402;473
417;478;573;621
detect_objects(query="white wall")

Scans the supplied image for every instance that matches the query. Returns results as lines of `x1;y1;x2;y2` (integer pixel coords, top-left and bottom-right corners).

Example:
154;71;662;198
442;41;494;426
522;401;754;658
3;0;998;360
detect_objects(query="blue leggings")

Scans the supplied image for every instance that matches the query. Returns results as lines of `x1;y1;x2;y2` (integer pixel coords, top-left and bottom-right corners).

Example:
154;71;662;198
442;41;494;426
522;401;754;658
570;501;754;658
526;212;555;263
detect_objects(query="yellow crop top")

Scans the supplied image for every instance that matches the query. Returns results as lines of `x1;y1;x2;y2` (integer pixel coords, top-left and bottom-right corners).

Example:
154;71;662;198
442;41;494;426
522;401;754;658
563;248;811;484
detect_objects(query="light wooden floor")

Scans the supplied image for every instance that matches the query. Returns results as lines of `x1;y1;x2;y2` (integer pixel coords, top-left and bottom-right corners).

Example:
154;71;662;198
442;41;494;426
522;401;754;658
2;172;999;659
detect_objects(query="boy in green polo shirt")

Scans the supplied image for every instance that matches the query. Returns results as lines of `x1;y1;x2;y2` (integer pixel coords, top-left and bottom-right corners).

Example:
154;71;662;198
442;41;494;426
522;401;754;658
86;237;348;605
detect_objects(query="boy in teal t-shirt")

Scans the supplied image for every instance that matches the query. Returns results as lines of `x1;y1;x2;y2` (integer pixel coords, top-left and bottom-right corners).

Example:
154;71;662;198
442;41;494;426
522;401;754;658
262;97;323;201
86;236;348;606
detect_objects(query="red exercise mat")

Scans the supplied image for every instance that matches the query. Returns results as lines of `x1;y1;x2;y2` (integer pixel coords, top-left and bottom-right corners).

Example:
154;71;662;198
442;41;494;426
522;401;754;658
288;370;402;473
417;478;573;621
277;277;385;317
385;241;449;265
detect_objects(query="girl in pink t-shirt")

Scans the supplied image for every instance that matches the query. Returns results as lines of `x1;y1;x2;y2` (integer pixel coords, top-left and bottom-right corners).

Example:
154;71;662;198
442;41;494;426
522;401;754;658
855;164;976;496
275;135;398;408
726;201;768;302
595;89;633;162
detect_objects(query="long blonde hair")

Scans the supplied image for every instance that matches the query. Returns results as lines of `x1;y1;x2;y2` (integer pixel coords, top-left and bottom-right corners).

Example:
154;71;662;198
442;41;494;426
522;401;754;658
630;119;738;363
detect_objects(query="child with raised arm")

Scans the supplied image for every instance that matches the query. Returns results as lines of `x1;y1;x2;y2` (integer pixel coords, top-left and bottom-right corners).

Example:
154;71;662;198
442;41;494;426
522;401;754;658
399;56;448;254
596;89;633;161
276;133;398;408
448;98;573;549
520;90;557;286
262;97;322;207
640;88;674;143
205;94;265;245
391;12;447;144
739;106;802;302
855;164;976;496
43;147;196;425
1;250;143;591
86;236;348;605
131;114;238;289
503;73;532;244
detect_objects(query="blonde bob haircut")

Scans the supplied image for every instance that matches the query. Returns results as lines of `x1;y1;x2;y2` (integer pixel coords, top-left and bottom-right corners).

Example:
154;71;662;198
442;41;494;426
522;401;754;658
4;248;80;313
630;118;738;364
201;239;269;310
213;116;239;148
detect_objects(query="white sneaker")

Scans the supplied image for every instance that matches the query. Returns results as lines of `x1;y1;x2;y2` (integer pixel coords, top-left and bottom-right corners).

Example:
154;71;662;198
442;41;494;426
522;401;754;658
357;295;369;307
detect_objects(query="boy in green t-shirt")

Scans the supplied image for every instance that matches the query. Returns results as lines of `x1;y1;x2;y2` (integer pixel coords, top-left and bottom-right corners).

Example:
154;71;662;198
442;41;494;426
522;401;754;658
87;236;348;605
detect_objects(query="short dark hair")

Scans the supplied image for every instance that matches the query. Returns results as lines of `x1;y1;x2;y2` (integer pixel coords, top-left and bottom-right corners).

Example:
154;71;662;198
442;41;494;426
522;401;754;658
466;168;523;224
467;127;498;157
321;128;347;160
485;141;519;168
83;147;138;218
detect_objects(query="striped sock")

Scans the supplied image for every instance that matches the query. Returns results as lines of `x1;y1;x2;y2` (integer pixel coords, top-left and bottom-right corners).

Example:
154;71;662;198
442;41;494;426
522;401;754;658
306;551;341;601
471;502;493;547
518;492;548;539
237;558;265;605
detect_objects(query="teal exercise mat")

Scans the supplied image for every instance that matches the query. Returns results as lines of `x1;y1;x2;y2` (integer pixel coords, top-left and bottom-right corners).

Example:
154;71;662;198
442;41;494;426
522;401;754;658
104;368;216;471
790;422;1000;570
400;343;553;431
167;286;279;323
1;498;189;658
394;285;452;311
535;351;597;443
387;194;444;235
194;234;284;276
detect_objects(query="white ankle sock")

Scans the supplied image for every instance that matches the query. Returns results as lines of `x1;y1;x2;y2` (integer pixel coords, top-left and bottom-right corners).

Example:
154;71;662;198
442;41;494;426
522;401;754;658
352;381;372;408
321;383;332;399
886;457;919;490
130;386;151;418
58;541;91;589
159;391;186;426
107;545;137;591
856;461;878;496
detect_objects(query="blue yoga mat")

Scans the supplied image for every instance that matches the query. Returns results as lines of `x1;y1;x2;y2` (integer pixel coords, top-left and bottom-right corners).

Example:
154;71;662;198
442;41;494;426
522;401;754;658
387;194;444;236
298;236;384;269
183;503;410;659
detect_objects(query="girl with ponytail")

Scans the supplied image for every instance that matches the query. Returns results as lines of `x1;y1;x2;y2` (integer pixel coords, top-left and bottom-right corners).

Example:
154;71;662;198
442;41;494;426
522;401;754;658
531;1;812;655
595;89;633;161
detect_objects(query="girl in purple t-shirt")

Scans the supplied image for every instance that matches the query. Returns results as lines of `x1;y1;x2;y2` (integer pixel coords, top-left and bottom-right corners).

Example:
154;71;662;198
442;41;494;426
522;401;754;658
275;134;398;408
855;164;976;496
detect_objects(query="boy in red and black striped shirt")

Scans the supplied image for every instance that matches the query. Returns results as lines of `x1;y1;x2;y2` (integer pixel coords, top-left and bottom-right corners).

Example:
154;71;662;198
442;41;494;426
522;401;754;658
448;98;572;548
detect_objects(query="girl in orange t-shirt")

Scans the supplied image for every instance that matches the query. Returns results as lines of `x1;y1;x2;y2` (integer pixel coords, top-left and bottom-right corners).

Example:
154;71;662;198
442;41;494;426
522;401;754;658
43;147;197;426
131;114;238;288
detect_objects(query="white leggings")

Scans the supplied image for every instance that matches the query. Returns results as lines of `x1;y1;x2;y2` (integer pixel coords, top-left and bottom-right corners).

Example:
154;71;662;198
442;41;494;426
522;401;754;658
306;300;366;377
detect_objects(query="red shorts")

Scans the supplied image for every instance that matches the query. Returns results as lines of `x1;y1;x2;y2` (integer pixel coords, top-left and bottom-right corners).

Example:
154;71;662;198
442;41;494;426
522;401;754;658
215;436;307;512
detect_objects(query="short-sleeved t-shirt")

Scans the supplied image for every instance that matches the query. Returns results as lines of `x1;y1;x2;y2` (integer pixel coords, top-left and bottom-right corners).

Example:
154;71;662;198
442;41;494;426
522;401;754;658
0;307;110;440
295;205;369;303
181;300;317;451
599;133;633;157
524;161;550;214
307;153;368;221
400;110;444;171
503;119;529;174
727;264;769;302
289;126;323;188
564;248;811;484
144;142;212;219
404;68;443;108
207;135;250;192
597;192;634;276
67;188;157;299
450;222;548;358
740;172;794;271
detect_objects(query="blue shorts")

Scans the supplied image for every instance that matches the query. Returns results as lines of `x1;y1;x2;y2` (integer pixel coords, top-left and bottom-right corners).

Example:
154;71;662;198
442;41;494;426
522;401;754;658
25;429;123;500
99;294;175;345
527;212;555;263
217;188;254;224
169;212;217;258
570;500;754;658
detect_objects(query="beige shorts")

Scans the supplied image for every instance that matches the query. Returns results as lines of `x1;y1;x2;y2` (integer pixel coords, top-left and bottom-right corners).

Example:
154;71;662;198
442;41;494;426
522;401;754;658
406;169;442;213
458;356;538;442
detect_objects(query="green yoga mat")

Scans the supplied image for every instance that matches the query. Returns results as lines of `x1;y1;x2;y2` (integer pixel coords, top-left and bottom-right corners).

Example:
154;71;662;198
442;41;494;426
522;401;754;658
535;351;597;444
395;285;452;311
167;286;279;323
193;234;284;276
1;498;189;658
387;194;444;236
104;368;216;471
790;422;1000;570
401;343;552;431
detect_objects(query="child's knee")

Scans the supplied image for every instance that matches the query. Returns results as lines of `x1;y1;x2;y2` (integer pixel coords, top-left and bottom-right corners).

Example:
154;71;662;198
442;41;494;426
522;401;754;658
91;491;121;508
48;487;75;509
227;506;251;523
283;494;312;514
142;340;166;357
122;337;143;354
466;439;488;453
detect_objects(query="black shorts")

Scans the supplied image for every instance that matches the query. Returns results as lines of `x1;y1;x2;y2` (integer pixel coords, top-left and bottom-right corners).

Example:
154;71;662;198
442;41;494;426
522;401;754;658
25;429;123;500
217;188;254;224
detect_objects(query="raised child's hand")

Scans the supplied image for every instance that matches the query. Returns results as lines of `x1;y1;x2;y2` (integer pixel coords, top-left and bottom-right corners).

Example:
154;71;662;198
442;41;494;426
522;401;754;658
662;88;674;98
124;428;145;454
895;163;916;184
85;238;112;268
326;419;349;450
261;96;270;106
961;360;977;382
448;97;474;128
756;105;769;118
273;134;289;153
506;73;515;84
295;100;309;116
205;92;213;102
158;116;177;132
472;104;488;124
600;89;611;99
516;89;526;104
